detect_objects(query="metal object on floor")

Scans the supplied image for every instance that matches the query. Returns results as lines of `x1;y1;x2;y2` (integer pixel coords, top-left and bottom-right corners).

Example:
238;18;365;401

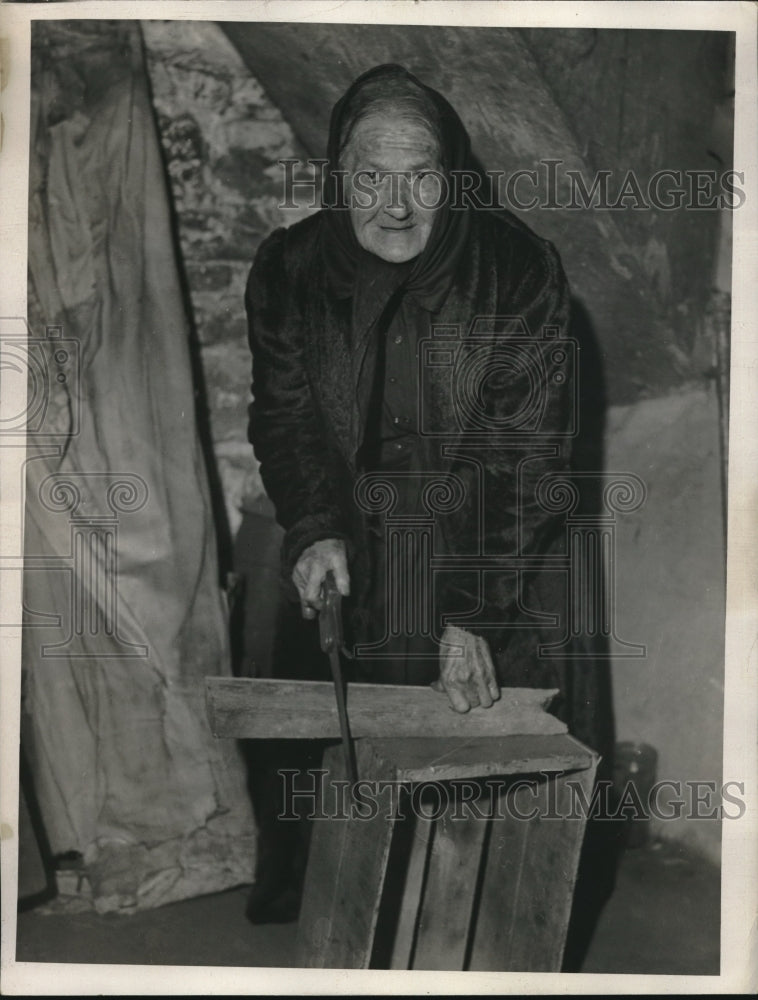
613;741;658;848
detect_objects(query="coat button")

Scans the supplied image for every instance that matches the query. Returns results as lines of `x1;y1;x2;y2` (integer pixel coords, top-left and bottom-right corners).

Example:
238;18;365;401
393;335;403;344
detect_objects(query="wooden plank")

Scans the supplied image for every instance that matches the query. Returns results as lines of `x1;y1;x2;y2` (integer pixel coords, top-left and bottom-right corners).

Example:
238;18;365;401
206;678;566;739
467;780;530;971
468;759;599;971
370;734;596;783
412;803;489;970
506;763;599;972
388;803;434;970
295;741;399;968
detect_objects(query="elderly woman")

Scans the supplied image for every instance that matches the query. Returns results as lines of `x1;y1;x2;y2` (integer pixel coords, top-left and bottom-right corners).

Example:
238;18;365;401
245;64;610;919
247;63;595;701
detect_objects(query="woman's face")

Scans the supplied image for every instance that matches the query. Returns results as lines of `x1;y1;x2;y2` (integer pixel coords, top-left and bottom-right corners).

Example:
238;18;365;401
341;114;443;263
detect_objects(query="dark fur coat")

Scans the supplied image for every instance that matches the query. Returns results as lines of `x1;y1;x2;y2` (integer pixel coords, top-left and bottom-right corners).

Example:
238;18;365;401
246;207;612;754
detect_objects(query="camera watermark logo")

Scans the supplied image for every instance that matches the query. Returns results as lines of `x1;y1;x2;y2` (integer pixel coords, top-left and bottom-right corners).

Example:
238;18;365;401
1;318;150;658
0;318;80;439
419;317;578;440
348;311;645;657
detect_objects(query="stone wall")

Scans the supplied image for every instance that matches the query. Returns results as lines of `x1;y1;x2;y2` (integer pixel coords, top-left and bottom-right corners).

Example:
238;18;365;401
142;21;316;537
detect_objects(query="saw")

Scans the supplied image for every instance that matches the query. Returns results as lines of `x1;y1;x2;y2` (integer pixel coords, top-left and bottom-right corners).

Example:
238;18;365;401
319;571;358;784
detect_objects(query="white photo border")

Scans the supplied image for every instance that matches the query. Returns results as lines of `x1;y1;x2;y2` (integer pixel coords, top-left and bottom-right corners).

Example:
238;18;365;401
1;1;756;994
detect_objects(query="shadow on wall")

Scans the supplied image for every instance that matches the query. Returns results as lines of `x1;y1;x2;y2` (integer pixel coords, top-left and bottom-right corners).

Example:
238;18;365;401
563;295;626;971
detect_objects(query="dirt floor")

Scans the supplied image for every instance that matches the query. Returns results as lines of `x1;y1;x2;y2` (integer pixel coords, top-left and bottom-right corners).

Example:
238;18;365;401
15;836;719;976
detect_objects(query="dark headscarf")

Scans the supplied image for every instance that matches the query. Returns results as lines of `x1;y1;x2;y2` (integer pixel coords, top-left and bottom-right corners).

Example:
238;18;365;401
322;64;475;318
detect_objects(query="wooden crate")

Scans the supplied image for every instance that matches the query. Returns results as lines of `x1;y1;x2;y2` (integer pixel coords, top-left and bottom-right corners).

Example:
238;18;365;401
206;678;598;971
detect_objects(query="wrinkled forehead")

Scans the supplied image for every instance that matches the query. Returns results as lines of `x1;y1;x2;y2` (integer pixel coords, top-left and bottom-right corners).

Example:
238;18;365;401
341;112;441;165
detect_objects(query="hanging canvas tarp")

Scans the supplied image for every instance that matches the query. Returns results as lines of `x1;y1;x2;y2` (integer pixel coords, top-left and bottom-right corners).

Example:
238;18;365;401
22;19;255;913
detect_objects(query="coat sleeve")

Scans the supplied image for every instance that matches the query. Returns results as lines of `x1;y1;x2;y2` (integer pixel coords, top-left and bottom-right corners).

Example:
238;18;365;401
246;227;351;575
438;232;573;641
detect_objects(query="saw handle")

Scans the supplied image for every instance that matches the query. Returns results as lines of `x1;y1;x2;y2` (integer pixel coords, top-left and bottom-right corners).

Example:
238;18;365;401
319;570;343;653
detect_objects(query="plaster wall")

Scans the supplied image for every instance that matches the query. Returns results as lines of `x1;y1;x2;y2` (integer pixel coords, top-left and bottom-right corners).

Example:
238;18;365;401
607;387;725;862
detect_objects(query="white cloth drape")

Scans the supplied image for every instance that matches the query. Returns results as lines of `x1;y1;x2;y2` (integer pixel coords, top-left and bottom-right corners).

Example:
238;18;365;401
23;20;255;913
